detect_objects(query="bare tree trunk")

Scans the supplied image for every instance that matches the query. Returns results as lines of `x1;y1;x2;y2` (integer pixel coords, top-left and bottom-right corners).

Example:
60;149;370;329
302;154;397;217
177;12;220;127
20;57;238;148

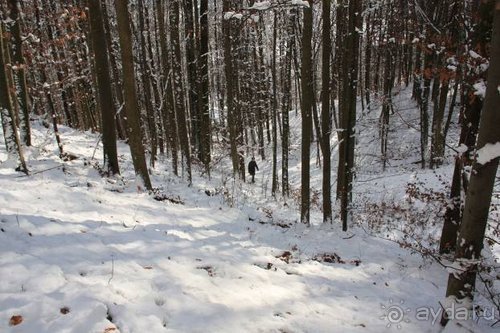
380;40;394;171
321;0;332;223
300;0;313;224
364;13;371;111
281;12;294;199
138;0;158;167
170;0;192;184
156;0;179;175
439;1;490;254
420;43;433;168
198;0;211;175
223;0;240;178
442;1;500;325
114;0;152;190
102;0;126;140
88;0;119;175
184;0;199;159
335;0;346;199
7;0;31;147
271;11;278;196
339;0;361;231
430;76;449;168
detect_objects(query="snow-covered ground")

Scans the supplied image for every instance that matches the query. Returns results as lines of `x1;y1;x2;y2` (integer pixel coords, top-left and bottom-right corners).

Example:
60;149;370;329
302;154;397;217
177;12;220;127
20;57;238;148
0;89;498;332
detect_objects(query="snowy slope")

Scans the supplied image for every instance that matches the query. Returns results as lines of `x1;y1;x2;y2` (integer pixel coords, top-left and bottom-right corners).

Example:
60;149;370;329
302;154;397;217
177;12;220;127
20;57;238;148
0;99;498;333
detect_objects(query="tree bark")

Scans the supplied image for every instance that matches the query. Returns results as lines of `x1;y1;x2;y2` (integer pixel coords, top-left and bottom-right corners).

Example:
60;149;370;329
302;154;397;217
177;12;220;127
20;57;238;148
300;0;314;224
439;1;491;254
114;0;152;190
442;1;500;325
321;0;332;223
339;0;361;231
281;12;294;199
271;11;279;196
7;0;31;147
156;0;179;175
170;0;192;184
184;0;199;158
137;0;158;167
420;43;433;168
88;0;119;176
198;0;211;175
223;0;240;179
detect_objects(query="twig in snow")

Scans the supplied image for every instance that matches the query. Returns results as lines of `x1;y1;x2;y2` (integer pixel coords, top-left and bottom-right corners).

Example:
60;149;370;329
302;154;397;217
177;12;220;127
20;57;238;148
342;234;356;240
91;135;102;160
17;164;62;177
108;255;114;285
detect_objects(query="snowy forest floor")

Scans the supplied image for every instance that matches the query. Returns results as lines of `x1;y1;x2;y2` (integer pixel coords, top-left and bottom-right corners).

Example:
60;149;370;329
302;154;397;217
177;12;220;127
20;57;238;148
1;88;499;333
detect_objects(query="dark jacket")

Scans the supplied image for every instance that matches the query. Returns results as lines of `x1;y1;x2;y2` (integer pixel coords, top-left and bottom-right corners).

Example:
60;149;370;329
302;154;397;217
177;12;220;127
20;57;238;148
248;160;259;175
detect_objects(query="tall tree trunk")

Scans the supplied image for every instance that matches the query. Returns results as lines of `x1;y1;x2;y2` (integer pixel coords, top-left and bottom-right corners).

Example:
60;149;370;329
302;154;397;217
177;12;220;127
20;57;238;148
88;0;119;176
170;0;192;184
156;0;179;175
339;0;361;231
321;0;332;223
198;0;211;175
7;0;31;147
380;40;393;171
364;13;371;111
412;41;422;103
184;0;199;158
223;0;240;178
335;0;346;198
138;0;158;167
420;44;433;168
281;12;294;198
430;76;449;168
442;1;500;325
102;0;126;140
300;0;314;225
114;0;152;190
271;11;278;196
439;1;491;254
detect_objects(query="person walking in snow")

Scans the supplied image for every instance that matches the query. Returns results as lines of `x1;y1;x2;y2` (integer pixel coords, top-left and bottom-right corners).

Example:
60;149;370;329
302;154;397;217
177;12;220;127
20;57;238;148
248;157;259;183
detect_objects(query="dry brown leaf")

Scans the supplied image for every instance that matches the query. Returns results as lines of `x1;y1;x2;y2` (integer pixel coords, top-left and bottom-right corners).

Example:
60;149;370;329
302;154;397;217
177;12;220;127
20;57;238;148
9;315;23;326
